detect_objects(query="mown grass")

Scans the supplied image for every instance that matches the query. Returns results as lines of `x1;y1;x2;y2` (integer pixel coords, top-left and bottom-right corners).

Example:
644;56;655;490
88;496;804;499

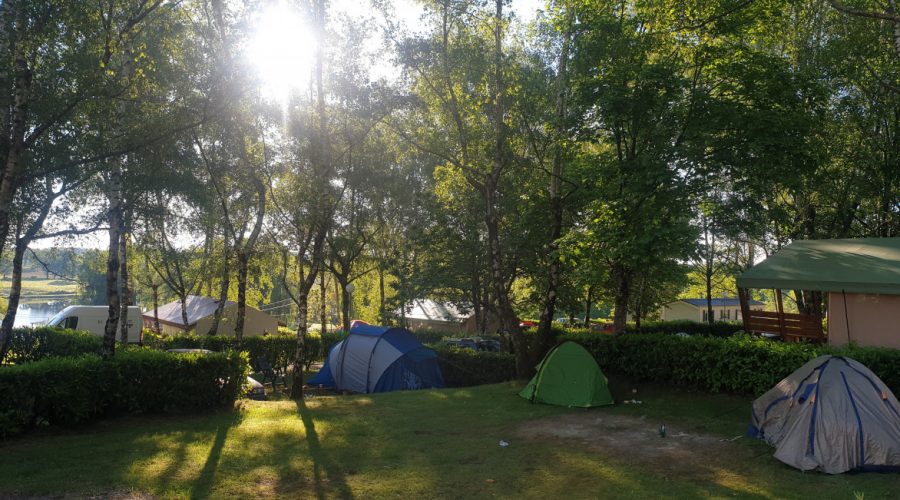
0;380;897;499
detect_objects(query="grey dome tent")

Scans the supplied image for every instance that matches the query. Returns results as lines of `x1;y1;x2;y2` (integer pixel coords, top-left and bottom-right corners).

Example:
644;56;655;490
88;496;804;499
749;355;900;473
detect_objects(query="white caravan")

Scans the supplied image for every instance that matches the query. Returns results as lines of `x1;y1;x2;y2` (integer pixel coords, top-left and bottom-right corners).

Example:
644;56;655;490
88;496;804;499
47;306;144;343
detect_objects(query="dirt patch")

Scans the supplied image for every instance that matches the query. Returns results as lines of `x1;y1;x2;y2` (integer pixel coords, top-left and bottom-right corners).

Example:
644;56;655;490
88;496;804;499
516;412;743;475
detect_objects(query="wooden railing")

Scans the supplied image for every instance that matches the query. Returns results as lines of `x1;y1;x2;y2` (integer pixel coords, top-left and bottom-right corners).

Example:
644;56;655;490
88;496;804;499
743;310;825;342
738;287;825;343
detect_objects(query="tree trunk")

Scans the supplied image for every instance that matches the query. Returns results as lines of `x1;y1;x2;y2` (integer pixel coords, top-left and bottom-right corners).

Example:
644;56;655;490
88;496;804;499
180;294;189;330
583;285;593;328
207;241;230;336
612;266;631;334
0;52;33;266
340;278;351;332
0;239;27;362
705;258;714;325
151;284;160;334
471;265;485;334
333;276;341;326
290;291;310;399
290;227;327;400
103;171;123;358
319;268;327;333
378;265;386;324
634;278;644;329
890;0;900;58
235;250;249;340
118;229;130;343
536;5;573;348
704;221;715;325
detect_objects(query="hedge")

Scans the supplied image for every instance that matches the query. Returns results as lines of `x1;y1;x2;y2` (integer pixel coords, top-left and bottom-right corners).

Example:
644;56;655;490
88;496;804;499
4;327;103;363
143;331;346;373
430;345;517;387
0;349;248;437
623;320;744;337
560;332;900;396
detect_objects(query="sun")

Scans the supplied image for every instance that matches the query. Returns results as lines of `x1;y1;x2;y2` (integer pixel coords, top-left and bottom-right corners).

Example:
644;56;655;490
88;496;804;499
246;1;315;106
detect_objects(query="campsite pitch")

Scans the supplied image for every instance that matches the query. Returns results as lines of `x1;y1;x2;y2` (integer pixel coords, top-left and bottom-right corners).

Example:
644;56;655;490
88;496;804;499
0;382;898;499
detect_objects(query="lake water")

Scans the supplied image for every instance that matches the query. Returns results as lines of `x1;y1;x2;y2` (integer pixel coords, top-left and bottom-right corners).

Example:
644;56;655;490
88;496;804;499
13;301;70;328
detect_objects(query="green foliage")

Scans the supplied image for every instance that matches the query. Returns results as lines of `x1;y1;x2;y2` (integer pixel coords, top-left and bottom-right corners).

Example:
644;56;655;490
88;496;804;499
0;349;248;437
4;327;103;364
430;345;517;388
623;320;743;337
411;330;465;345
560;333;900;396
143;331;347;373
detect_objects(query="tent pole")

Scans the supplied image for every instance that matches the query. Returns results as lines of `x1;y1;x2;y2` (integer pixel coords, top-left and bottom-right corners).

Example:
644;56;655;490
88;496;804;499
842;289;852;345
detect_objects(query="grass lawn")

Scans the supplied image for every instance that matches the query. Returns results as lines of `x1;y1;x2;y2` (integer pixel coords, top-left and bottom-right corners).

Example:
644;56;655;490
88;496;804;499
1;379;898;499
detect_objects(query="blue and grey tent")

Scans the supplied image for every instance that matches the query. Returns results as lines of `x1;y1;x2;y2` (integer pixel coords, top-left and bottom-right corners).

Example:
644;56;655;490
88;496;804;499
307;323;444;393
750;355;900;473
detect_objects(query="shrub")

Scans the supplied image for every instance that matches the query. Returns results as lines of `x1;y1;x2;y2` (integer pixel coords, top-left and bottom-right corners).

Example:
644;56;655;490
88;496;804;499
4;327;102;363
623;320;743;337
560;332;900;396
0;349;248;437
143;331;347;373
430;345;516;387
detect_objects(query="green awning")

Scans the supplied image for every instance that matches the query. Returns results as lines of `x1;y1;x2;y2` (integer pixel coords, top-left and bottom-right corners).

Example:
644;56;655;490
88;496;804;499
736;238;900;295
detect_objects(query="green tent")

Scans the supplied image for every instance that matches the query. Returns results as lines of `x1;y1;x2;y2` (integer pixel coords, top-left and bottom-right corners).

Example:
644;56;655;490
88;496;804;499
519;341;614;407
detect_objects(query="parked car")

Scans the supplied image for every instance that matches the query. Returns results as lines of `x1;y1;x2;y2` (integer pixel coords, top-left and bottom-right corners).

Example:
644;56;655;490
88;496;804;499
445;337;479;350
590;322;615;334
47;305;143;343
476;339;503;352
166;348;266;400
519;320;537;330
445;337;504;352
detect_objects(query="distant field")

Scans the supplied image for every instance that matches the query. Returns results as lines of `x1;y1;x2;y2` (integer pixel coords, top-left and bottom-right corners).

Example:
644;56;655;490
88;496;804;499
0;277;78;297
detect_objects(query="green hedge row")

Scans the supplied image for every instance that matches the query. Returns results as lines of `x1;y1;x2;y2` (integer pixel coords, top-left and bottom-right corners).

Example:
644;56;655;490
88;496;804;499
4;327;103;363
143;331;346;373
0;349;248;437
561;332;900;396
431;345;517;387
622;320;743;337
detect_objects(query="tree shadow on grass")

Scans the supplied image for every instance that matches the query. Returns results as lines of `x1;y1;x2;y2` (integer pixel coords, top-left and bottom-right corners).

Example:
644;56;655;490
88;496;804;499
189;410;244;500
292;400;355;500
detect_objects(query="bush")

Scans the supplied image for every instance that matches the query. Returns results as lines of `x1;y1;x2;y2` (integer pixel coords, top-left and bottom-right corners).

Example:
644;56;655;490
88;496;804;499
560;332;900;396
0;349;248;437
143;331;346;373
431;345;516;387
623;320;743;337
4;327;102;363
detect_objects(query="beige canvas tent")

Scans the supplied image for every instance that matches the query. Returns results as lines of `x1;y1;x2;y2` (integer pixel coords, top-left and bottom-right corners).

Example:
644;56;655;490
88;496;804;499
143;295;279;337
401;299;503;334
736;238;900;347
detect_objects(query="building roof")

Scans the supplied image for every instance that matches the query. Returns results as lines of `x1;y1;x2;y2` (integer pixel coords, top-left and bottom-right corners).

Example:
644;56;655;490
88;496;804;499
402;299;471;323
144;295;236;328
679;298;764;307
736;238;900;295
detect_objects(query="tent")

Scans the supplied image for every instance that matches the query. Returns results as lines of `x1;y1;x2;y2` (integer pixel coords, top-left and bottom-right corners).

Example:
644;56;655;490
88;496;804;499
749;355;900;473
735;238;900;346
142;295;279;337
308;323;444;393
520;341;614;407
